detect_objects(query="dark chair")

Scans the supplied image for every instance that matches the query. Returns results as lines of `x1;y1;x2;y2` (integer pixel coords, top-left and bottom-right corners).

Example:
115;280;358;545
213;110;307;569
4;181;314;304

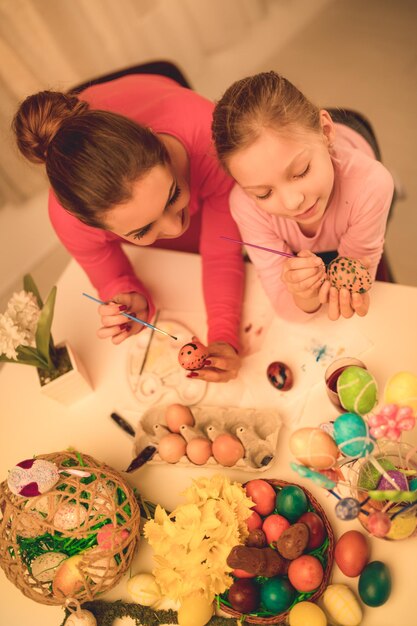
69;59;192;94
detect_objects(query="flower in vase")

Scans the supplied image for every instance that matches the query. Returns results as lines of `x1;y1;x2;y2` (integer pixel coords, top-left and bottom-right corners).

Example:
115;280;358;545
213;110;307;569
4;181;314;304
0;274;66;378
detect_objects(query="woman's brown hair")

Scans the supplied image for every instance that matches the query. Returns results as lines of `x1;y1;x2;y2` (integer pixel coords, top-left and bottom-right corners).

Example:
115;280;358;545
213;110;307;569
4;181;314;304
212;71;320;171
12;91;169;227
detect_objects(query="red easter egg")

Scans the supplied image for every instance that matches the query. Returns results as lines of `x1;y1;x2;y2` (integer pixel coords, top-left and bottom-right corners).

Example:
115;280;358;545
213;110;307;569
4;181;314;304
288;555;324;592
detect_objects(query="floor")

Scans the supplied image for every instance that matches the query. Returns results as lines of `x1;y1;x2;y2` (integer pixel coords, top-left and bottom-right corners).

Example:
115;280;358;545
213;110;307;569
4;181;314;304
1;0;416;312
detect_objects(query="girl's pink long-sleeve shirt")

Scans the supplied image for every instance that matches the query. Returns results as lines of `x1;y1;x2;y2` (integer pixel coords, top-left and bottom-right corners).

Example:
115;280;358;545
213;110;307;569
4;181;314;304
48;75;244;349
229;124;394;322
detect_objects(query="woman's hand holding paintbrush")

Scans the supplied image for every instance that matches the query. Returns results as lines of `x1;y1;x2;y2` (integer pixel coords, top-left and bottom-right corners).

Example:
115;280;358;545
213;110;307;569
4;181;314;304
95;292;149;345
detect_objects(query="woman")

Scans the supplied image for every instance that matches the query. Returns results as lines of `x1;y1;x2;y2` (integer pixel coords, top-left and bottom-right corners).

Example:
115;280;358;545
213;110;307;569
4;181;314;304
13;74;244;381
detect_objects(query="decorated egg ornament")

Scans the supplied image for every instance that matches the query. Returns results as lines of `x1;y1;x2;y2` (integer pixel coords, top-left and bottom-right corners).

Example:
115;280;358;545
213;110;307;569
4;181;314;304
178;341;208;370
337;366;378;415
333;413;374;458
266;361;293;391
327;256;372;293
7;459;59;497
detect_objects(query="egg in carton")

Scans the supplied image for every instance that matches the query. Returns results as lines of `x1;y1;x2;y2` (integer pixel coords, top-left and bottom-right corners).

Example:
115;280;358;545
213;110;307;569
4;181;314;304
131;404;282;471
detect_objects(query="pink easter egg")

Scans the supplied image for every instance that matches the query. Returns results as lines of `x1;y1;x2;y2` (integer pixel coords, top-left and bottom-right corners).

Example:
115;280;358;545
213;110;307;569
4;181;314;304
97;523;130;549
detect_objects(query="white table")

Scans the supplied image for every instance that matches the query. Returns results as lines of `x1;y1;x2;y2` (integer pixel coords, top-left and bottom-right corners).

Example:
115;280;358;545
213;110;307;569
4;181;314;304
0;247;416;626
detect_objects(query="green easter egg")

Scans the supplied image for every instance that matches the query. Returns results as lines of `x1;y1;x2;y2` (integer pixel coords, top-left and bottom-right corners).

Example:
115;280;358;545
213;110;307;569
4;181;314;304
276;485;308;523
359;561;391;607
337;366;377;415
260;577;296;613
334;413;374;458
410;478;417;491
357;457;395;490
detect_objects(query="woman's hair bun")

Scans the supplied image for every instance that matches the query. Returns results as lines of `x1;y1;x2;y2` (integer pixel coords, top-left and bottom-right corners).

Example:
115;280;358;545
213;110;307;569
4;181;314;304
12;90;89;164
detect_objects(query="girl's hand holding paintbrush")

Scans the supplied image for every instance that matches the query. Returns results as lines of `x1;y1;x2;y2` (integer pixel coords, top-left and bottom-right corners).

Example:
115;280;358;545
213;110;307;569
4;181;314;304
281;250;327;313
96;292;149;345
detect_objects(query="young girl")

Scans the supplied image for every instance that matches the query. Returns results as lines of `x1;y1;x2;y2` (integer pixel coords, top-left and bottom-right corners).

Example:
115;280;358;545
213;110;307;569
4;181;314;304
212;71;394;322
13;74;245;382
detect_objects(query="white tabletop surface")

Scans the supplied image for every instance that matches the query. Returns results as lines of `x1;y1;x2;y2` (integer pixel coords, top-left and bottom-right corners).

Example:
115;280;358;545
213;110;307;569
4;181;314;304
0;246;416;626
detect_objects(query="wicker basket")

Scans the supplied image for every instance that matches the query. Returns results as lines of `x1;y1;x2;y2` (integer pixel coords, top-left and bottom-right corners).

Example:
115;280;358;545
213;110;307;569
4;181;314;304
0;451;141;605
218;479;334;624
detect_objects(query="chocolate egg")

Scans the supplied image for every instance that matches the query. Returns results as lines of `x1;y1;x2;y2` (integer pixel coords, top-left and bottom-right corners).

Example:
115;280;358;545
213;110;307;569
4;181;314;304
178;341;208;370
327;256;372;293
276;523;309;560
267;361;293;391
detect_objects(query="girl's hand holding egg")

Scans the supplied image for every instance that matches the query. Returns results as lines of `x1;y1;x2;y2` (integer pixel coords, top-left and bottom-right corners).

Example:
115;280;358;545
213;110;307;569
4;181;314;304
320;256;372;320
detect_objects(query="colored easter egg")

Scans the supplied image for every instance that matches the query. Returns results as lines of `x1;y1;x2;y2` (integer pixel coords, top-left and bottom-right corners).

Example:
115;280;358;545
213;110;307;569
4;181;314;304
359;561;391;606
335;497;361;521
410;477;417;491
366;511;391;537
335;530;369;576
357;457;395;490
31;552;67;582
177;592;213;626
245;479;276;516
97;523;129;549
298;512;327;550
54;502;88;530
7;458;59;497
52;554;85;597
384;371;417;412
260;577;296;613
288;555;324;592
337;366;378;415
289;601;327;626
322;584;362;626
266;361;293;391
385;509;417;540
262;514;290;543
327;256;372;293
228;578;260;613
289;428;339;470
377;470;408;491
333;412;374;458
276;485;308;523
127;572;162;607
178;341;208;370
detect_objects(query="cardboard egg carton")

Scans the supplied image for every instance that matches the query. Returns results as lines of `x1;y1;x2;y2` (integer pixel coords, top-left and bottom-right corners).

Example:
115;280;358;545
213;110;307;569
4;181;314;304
133;405;283;471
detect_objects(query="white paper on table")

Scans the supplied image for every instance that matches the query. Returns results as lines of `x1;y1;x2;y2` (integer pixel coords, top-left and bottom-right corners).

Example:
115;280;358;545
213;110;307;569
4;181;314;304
239;315;374;426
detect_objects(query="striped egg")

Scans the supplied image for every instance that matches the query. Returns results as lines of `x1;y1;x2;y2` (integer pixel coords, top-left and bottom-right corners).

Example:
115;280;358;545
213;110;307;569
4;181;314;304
322;583;362;626
337;365;378;415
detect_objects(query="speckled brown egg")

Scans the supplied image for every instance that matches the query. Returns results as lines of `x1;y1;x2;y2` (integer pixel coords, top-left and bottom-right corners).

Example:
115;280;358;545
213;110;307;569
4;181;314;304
327;256;372;293
178;341;208;370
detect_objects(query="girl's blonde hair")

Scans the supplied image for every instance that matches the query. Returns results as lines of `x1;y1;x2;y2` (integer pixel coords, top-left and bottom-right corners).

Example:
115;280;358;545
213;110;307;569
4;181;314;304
212;71;320;170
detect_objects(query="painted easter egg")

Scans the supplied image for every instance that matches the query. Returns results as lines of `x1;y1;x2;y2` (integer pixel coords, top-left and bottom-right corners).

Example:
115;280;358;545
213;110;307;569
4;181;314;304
359;561;391;607
289;427;339;469
266;361;293;391
335;530;369;576
333;412;374;458
327;256;372;293
228;578;260;613
52;554;85;597
260;577;296;613
289;601;327;626
178;341;208;370
385;509;417;540
366;511;392;537
335;497;361;520
288;555;324;592
31;552;67;582
298;512;327;550
377;470;408;492
384;371;417;413
322;584;362;626
276;485;308;523
337;366;378;415
97;523;130;549
7;458;59;497
53;502;88;530
177;591;213;626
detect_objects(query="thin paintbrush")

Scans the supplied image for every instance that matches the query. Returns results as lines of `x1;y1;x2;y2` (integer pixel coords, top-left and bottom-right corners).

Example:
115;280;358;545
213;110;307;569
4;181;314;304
220;235;295;258
82;292;178;340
